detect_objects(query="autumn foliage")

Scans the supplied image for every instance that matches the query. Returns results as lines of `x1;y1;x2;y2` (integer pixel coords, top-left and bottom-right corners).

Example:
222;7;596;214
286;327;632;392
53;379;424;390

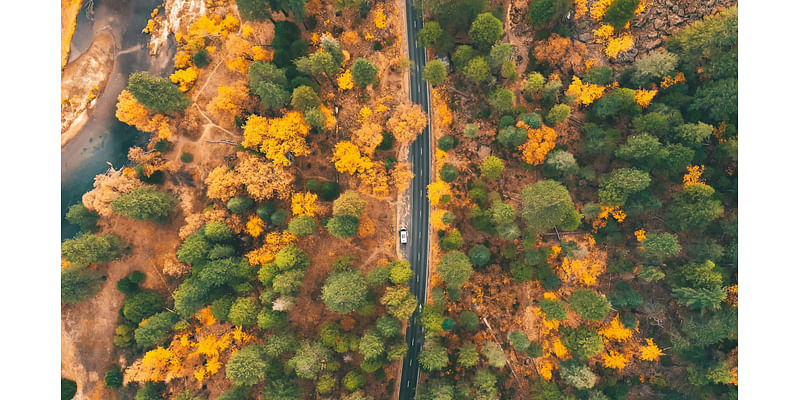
241;112;311;166
517;121;557;165
387;103;428;146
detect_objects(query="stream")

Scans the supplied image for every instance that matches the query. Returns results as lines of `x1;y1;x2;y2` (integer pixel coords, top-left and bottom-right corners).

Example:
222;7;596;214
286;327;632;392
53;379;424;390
61;0;175;240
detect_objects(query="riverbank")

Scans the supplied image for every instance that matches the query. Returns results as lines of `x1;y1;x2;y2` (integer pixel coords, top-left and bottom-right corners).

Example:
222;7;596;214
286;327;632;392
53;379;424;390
61;0;83;71
61;31;117;148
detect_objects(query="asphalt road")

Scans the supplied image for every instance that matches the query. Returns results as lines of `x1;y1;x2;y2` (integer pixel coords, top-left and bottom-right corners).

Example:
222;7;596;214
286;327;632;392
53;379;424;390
398;1;431;399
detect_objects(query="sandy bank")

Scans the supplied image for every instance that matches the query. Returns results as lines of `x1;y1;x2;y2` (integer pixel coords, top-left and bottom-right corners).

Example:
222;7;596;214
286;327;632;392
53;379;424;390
61;31;117;148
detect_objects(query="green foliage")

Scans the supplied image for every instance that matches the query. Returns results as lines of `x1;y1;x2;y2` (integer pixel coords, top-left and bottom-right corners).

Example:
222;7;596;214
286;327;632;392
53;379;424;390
135;382;166;400
376;315;402;338
457;342;480;367
389;260;413;285
440;164;459;182
249;62;290;110
464;57;490;83
290;85;319;111
672;286;727;313
527;0;571;27
333;190;366;217
423;59;448;86
358;329;385;360
127;71;190;113
608;281;643;309
689;77;737;123
289;341;332;379
123;290;162;324
437;251;474;289
440;229;464;250
525;72;546;93
352;58;379;87
322;269;368;314
640;232;682;262
488;42;513;67
227;196;254;214
469;12;503;50
366;265;391;287
61;265;106;304
226;345;268;386
667;184;724;231
287;216;317;236
380;286;417;321
258;309;288;330
519;180;577;233
561;362;597;389
419;340;450;371
529;377;563;400
270;208;289;225
228;297;259;326
586;66;613;85
418;21;444;47
568;289;611;321
62;378;77;400
104;368;123;388
316;373;336;395
192;48;210;68
468;245;491;267
614;134;665;170
562;326;604;359
176;233;209;266
592;88;640;119
453;45;479;71
326;215;360;238
598;168;651;206
543;149;579;178
204;221;233;243
637;265;665;282
438;135;458;151
65;204;99;232
546;104;570;125
540;298;567;320
262;378;300;400
508;330;531;351
489;88;515;113
236;0;273;21
342;370;366;391
460;311;480;331
61;233;124;265
631;50;678;86
482;341;506;368
676;122;714;146
134;311;178;348
464;123;479;139
603;0;640;29
111;186;177;222
304;107;325;130
511;261;534;282
497;125;528;148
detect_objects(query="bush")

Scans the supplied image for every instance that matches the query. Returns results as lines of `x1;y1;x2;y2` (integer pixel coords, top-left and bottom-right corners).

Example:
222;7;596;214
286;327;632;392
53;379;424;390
540;298;567;320
468;245;491;267
352;58;379;87
437;135;458;151
180;152;193;163
378;132;394;150
320;181;340;201
480;156;505;181
568;289;611;321
603;0;641;29
65;203;99;232
440;164;458;182
460;310;480;330
343;370;366;391
270;208;289;225
62;378;77;400
288;216;317;236
508;330;531;351
193;48;210;68
440;229;463;250
111;186;177;222
464;123;479;139
104;368;123;388
61;233;124;265
546;104;570;125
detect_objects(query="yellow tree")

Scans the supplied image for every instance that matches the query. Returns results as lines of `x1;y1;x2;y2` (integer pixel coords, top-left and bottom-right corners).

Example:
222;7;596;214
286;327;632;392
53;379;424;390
115;90;173;139
241;112;311;166
207;80;251;127
390;162;414;193
387;103;428;146
291;192;317;216
205;166;241;202
566;76;606;105
517;121;557;165
332;141;374;175
352;122;384;156
427;181;452;206
234;152;294;201
245;215;265;237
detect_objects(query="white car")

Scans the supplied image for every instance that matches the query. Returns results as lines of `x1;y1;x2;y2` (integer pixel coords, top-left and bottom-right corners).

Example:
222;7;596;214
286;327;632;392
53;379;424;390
399;228;408;244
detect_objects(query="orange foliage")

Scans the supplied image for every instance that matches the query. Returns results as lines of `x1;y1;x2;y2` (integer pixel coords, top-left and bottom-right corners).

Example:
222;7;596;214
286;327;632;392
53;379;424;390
245;215;265;238
602;350;630;370
634;229;646;242
727;285;738;307
246;231;297;266
205;166;240;202
566;76;606;105
358;167;391;198
241;112;311;166
320;104;337;130
634;88;658;107
574;0;588;18
174;51;192;69
639;338;664;361
683;164;705;187
115;90;173;139
353;122;384;156
374;8;387;29
291;192;317;217
517;121;557;165
533;35;588;77
338;69;354;90
660;72;686;88
235;152;294;201
128;347;181;382
207;80;251;127
431;209;449;230
331;141;374;175
593;24;615;40
590;0;614;21
432;88;453;127
387;103;428;145
195;307;217;326
170;67;198;92
390;162;415;193
606;35;635;59
600;316;633;342
539;359;555;380
592;205;626;231
560;256;605;286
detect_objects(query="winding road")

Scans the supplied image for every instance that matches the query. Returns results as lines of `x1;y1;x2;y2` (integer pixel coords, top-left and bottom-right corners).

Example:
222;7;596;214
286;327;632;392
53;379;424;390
398;1;431;398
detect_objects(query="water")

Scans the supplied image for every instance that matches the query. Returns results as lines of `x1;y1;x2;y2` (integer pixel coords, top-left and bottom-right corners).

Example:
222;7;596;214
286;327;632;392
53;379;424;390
61;0;175;240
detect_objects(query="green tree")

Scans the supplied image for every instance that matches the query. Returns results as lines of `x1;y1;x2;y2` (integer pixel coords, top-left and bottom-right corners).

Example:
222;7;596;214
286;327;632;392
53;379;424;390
126;71;191;113
290;85;320;111
271;208;289;225
544;149;579;178
326;215;360;238
519;180;577;233
389;260;413;285
352;58;379;87
262;378;300;400
226;345;268;386
457;342;480;367
480;156;505;181
464;57;490;83
546;104;570;125
592;88;640;119
333;190;366;217
488;42;513;67
304;107;325;130
104;368;124;388
258;309;288;330
439;164;458;183
236;0;273;21
469;13;503;50
525;72;545;93
62;378;77;400
419;340;449;371
667;183;724;231
376;315;402;337
204;221;233;243
123;290;163;323
488;88;514;113
489;200;515;226
530;376;561;400
61;233;123;265
562;326;604;358
464;123;479;139
460;310;480;330
316;373;336;395
689;77;738;123
134;311;179;348
288;216;317;236
380;286;418;321
294;51;338;79
676;122;714;146
508;330;531;351
322;269;368;314
358;329;384;360
228;297;259;326
342;370;366;391
438;135;458;151
440;229;464;250
272;269;305;296
630;49;678;86
497;125;528;147
540;298;567;320
135;382;165;400
176;233;209;266
227;196;254;214
111;186;177;222
61;265;106;303
568;289;610;321
482;341;506;368
418;21;443;48
453;45;479;71
640;232;681;262
598;168;651;206
65;204;99;232
561;362;597;389
423;60;447;86
603;0;640;29
614;134;665;169
249;61;290;110
672;286;726;313
468;245;491;267
437;251;473;290
289;341;331;379
586;66;613;85
527;0;571;27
